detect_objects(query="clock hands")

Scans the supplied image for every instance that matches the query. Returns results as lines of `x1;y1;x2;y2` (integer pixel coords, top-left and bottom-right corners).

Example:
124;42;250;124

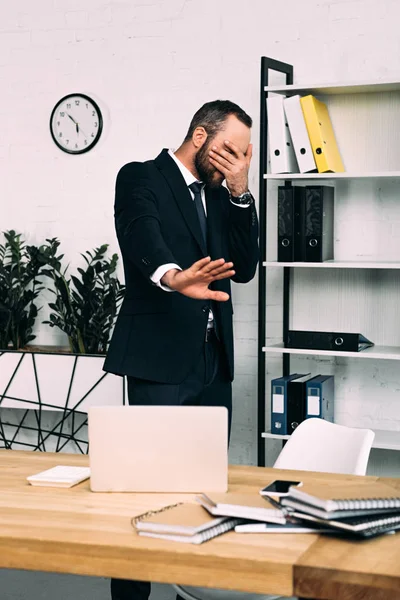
78;125;88;138
67;113;80;135
67;112;77;125
66;111;89;140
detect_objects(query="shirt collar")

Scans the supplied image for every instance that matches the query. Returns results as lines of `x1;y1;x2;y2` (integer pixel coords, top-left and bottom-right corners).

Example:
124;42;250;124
168;149;202;189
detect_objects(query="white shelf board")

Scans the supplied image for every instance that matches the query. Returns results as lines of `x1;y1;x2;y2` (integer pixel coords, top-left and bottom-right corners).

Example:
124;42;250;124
263;261;400;270
264;171;400;180
262;431;291;441
373;430;400;451
264;78;400;96
262;429;400;451
263;343;400;361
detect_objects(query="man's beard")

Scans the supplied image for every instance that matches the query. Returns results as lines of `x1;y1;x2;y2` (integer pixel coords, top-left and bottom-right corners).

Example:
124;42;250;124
194;141;225;190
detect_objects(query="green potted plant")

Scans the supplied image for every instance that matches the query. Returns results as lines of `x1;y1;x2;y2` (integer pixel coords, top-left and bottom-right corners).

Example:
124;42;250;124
0;230;51;350
42;239;125;355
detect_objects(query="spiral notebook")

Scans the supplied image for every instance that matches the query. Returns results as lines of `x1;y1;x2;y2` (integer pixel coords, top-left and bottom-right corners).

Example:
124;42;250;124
285;481;400;513
281;497;400;520
196;492;286;524
291;510;400;539
132;503;241;544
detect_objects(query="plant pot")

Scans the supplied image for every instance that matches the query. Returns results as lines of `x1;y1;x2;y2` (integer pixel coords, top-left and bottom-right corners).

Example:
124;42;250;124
0;347;126;453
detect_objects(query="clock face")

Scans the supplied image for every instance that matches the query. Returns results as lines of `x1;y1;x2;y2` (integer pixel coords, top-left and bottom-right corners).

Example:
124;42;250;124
50;93;103;154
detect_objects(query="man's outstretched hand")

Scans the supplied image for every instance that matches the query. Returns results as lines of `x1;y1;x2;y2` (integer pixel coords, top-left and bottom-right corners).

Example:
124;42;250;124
161;257;235;301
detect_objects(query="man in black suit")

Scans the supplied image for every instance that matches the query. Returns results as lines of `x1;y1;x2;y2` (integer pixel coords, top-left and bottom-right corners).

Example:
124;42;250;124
103;100;258;600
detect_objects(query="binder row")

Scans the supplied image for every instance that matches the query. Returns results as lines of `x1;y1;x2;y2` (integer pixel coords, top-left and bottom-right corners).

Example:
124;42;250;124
271;374;334;436
278;185;334;262
267;94;344;174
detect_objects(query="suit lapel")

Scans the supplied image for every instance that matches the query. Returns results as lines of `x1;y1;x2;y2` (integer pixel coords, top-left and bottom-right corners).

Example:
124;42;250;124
154;149;207;255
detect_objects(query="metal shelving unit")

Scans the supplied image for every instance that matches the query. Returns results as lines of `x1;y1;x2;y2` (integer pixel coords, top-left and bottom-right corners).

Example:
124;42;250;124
257;57;400;465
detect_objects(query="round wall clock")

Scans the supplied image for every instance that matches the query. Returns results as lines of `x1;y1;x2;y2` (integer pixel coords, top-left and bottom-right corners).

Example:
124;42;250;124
50;93;103;154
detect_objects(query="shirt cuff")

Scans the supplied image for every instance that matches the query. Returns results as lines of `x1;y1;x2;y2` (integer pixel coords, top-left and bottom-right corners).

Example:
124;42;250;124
229;193;253;208
150;263;182;292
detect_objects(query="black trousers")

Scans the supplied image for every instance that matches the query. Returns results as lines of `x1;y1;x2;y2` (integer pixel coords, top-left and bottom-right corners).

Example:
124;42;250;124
110;331;232;600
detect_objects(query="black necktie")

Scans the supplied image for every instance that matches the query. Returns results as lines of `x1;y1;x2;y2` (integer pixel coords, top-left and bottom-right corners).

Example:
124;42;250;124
189;181;207;248
189;182;220;337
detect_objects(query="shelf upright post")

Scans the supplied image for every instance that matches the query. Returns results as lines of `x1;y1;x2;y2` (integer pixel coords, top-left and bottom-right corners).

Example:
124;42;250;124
258;57;293;466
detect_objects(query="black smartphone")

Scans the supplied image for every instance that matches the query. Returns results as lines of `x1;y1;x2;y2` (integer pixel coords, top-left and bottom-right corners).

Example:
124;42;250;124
259;480;302;497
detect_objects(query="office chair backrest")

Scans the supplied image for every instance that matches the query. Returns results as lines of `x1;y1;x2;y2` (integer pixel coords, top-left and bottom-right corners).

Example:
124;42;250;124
273;418;375;475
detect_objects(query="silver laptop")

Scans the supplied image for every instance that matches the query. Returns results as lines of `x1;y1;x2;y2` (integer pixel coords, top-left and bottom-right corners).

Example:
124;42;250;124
88;405;228;492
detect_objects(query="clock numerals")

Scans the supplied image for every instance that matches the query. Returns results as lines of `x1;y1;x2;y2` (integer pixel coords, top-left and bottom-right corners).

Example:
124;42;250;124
75;100;80;106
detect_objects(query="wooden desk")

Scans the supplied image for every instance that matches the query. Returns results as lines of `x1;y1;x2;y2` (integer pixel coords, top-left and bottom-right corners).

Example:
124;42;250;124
1;451;400;600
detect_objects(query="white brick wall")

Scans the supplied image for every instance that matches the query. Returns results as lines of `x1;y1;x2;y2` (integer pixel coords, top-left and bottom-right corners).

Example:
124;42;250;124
1;0;400;469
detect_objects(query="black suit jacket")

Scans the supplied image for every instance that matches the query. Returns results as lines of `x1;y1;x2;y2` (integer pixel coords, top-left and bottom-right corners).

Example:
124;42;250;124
103;149;259;383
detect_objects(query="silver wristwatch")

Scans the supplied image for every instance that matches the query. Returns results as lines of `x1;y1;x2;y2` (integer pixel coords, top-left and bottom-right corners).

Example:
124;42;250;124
230;191;253;205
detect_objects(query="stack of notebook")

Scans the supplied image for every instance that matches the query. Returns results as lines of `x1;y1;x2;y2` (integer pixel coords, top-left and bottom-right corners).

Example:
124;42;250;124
132;493;288;544
132;486;400;543
280;482;400;538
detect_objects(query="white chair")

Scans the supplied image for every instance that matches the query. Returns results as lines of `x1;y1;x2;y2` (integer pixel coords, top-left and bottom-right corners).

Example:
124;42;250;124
273;418;375;475
173;418;375;600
